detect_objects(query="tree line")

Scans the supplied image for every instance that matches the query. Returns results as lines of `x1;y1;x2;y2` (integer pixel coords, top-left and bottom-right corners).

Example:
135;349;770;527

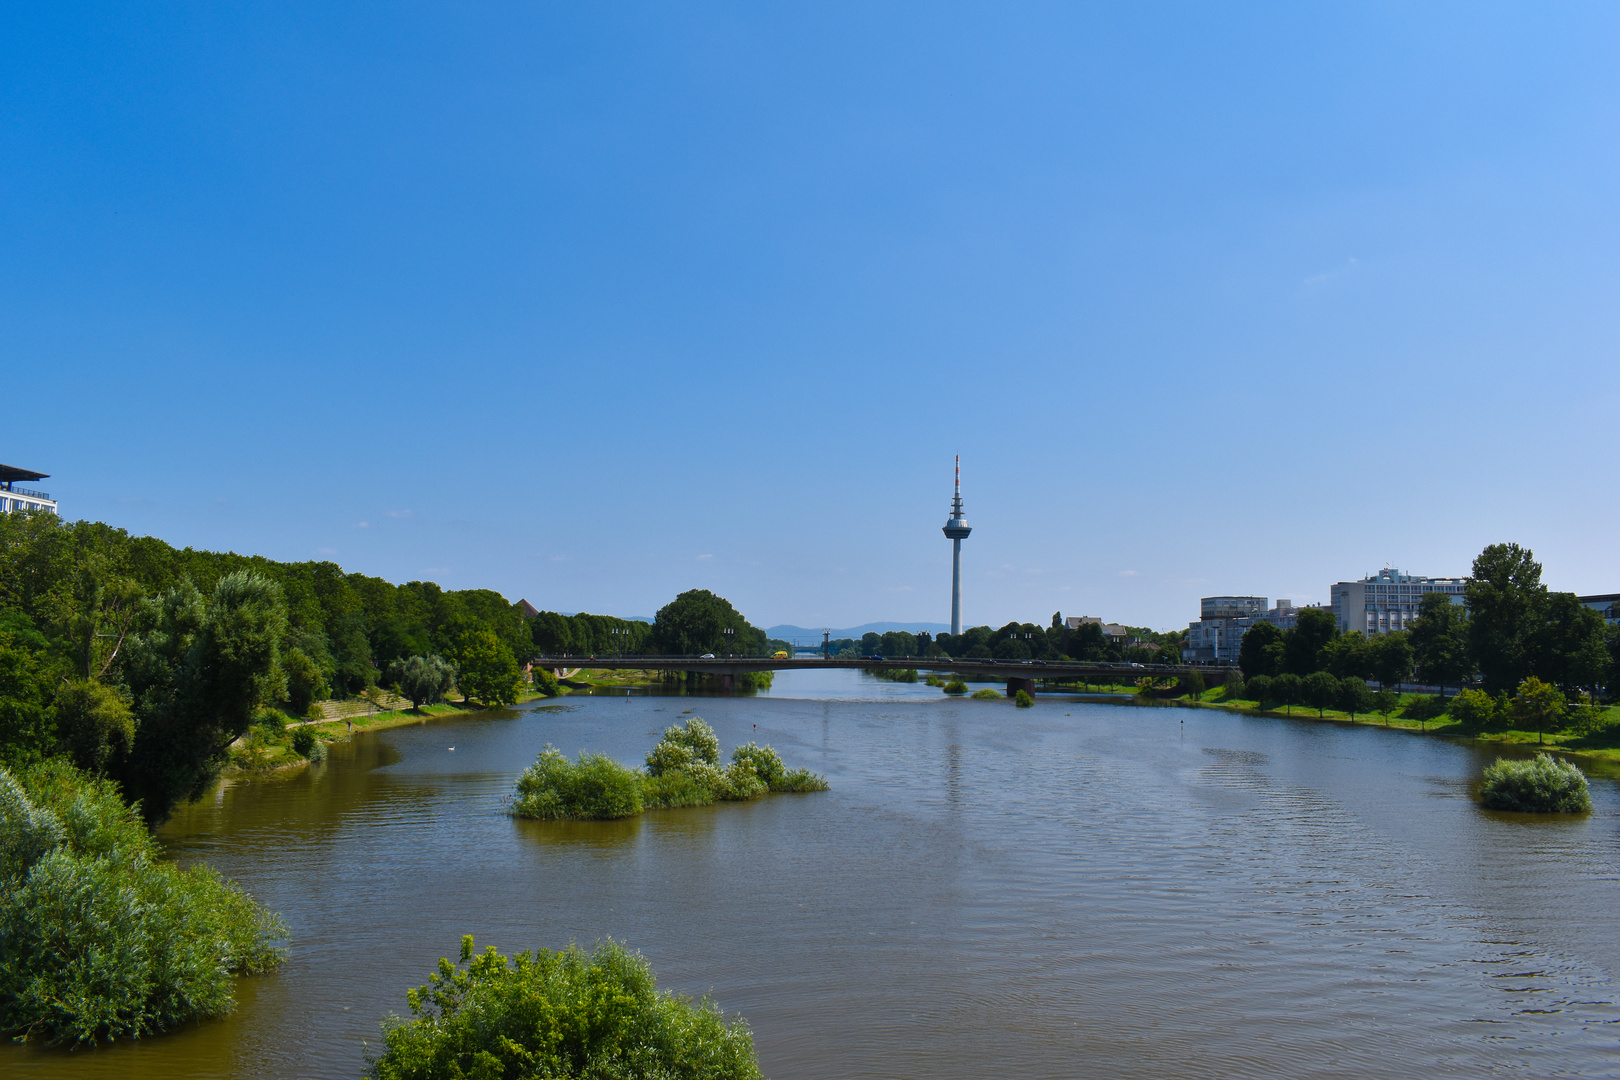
827;618;1181;664
1236;543;1616;701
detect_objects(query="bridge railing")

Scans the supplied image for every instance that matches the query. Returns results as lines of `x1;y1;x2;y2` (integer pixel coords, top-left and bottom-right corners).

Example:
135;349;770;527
528;653;1233;675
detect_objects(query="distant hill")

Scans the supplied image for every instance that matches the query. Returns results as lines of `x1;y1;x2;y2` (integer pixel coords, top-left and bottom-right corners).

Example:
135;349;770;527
766;621;951;644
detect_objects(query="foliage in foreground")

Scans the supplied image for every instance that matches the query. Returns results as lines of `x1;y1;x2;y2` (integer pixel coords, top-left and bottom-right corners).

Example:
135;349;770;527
510;718;827;821
0;761;287;1045
367;937;762;1080
1478;753;1591;813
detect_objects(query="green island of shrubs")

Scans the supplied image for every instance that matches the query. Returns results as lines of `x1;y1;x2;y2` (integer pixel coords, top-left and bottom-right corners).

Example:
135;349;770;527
0;762;287;1046
510;718;827;820
1478;753;1592;813
367;936;762;1080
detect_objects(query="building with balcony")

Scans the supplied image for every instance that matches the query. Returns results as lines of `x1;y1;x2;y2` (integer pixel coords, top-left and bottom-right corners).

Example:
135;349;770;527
1330;568;1466;637
0;464;56;515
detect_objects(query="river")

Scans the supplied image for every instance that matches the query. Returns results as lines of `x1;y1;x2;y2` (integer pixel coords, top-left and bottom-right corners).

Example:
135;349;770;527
7;670;1619;1078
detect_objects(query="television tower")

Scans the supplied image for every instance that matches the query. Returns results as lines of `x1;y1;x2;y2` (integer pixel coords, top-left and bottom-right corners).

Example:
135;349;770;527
941;456;972;636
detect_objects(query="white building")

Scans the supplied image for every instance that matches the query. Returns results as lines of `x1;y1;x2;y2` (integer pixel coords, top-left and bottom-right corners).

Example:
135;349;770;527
1330;568;1466;636
1183;598;1300;664
0;465;56;515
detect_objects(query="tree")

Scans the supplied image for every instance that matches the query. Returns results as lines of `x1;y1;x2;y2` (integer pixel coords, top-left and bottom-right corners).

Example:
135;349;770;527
649;590;764;657
1180;672;1206;701
1336;677;1374;720
1303;671;1341;717
1449;688;1499;729
1373;688;1399;725
281;646;329;716
1239;622;1285;679
114;572;288;823
53;679;134;775
453;630;523;707
1283;608;1337;676
1409;592;1470;697
1466;542;1548;694
1533;592;1609;695
1511;675;1566;746
1321;632;1373;680
386;654;458;708
1271;672;1302;715
1369;631;1414;690
0;617;59;767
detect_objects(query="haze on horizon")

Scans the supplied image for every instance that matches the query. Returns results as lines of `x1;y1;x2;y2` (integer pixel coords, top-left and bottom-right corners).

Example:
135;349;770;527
5;3;1616;634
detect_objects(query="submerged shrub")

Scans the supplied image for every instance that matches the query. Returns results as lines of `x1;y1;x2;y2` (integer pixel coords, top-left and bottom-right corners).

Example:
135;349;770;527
1478;754;1591;813
943;679;968;695
367;937;762;1080
513;723;827;819
511;748;644;820
971;688;1002;700
0;761;287;1046
1014;689;1034;708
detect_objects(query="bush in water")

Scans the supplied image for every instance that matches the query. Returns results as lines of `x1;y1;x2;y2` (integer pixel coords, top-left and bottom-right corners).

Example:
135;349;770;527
0;761;286;1046
1478;753;1591;813
971;688;1002;700
367;937;762;1080
943;679;968;695
511;720;826;820
511;748;645;820
1014;689;1034;708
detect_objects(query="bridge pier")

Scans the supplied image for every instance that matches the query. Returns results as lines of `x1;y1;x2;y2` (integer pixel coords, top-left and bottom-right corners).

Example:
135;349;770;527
1006;676;1036;699
718;674;734;694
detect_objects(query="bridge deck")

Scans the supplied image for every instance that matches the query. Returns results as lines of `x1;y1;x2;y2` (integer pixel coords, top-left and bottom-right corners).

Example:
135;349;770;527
531;654;1234;682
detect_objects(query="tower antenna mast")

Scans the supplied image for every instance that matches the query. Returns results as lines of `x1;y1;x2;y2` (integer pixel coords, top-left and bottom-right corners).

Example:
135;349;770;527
942;455;972;636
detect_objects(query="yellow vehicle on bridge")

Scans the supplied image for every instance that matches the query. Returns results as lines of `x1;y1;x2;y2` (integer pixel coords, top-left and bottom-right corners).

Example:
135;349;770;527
773;650;790;659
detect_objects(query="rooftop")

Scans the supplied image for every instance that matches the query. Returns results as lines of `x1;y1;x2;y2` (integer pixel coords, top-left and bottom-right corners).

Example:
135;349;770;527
0;464;49;484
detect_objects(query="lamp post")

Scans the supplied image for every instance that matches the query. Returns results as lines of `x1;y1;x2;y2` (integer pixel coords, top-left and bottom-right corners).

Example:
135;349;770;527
722;627;735;657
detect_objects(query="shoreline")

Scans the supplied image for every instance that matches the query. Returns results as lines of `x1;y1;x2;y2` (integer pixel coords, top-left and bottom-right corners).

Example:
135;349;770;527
1076;689;1620;773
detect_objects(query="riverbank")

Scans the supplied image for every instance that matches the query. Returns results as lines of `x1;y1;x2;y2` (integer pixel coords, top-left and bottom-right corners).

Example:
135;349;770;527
1092;685;1620;771
226;692;557;773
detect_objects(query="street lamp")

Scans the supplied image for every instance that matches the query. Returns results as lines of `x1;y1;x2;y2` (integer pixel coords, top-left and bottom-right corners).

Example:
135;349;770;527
722;627;735;657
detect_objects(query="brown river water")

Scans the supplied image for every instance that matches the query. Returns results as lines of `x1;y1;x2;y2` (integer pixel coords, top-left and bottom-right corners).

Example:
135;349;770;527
6;669;1620;1078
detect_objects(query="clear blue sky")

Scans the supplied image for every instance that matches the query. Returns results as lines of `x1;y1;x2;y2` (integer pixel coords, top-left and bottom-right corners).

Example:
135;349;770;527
5;3;1616;632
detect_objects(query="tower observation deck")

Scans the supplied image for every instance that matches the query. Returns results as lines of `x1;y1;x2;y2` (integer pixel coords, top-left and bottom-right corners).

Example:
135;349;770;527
942;456;971;635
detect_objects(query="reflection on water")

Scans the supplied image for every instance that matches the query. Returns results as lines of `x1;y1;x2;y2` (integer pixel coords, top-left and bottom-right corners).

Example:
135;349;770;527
7;670;1620;1079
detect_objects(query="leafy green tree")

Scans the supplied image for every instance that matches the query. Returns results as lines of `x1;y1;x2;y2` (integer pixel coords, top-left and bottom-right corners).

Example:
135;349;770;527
329;612;376;696
1321;631;1373;680
1246;674;1273;704
1466;542;1548;693
1283;608;1337;675
452;630;523;707
0;618;59;767
1449;688;1501;729
280;646;328;716
532;667;559;697
114;572;288;822
1533;592;1609;695
1510;675;1566;745
1373;688;1399;725
1271;672;1302;715
1336;676;1374;720
1409;592;1471;697
650;590;764;656
386;654;458;708
1370;631;1414;690
1180;672;1205;700
1303;671;1341;717
52;679;134;775
1239;622;1285;679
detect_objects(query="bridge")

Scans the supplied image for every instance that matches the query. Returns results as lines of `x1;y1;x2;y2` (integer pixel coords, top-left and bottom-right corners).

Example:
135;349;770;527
533;654;1238;696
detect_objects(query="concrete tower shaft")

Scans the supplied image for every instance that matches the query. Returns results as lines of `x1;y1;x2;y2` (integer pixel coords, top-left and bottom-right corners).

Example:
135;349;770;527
941;457;971;635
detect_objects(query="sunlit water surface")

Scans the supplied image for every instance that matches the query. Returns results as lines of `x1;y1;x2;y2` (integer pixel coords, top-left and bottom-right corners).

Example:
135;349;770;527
8;670;1620;1078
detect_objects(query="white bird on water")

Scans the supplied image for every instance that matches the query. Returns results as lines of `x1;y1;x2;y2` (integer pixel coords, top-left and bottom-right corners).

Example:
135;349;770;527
447;747;455;751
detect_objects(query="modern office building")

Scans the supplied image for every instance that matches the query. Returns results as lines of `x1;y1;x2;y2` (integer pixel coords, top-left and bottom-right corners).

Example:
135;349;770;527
1183;599;1300;664
1329;568;1466;636
0;464;56;515
1579;594;1619;626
